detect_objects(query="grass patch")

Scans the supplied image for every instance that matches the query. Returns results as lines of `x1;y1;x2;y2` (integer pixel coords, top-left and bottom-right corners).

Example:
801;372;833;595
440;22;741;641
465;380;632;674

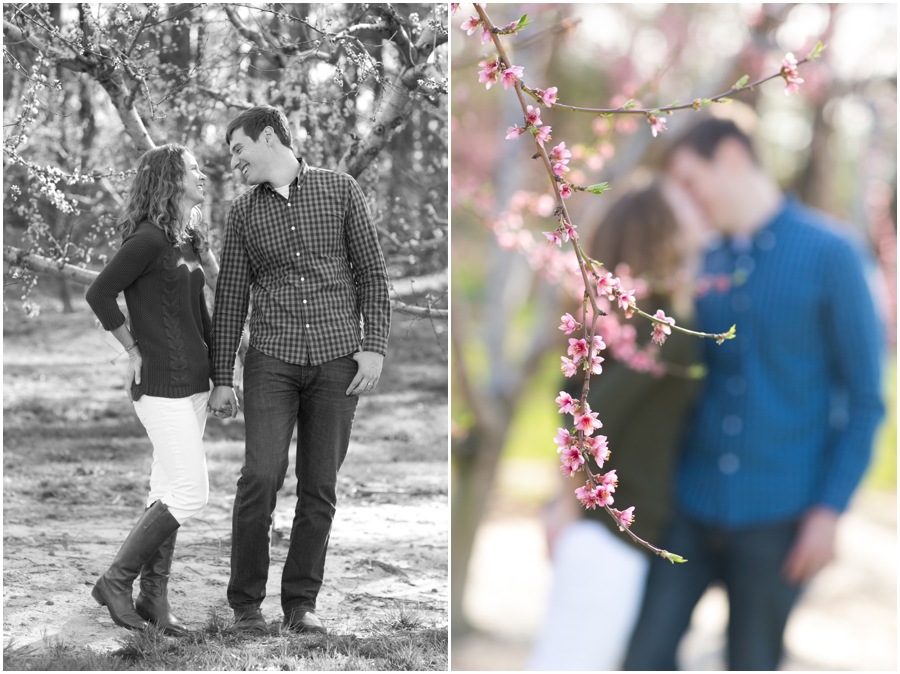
3;611;448;671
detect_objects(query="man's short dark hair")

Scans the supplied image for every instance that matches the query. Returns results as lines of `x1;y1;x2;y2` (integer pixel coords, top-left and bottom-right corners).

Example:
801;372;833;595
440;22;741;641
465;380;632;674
665;117;758;166
225;105;292;148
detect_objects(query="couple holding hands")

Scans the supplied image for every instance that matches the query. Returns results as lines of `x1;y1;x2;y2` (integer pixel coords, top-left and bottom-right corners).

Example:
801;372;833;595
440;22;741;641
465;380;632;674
85;106;390;636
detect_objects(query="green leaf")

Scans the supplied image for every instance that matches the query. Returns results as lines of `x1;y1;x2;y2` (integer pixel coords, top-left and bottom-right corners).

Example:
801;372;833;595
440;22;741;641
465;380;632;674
733;74;749;89
701;98;713;106
622;99;636;110
662;551;688;564
715;97;733;104
515;14;533;30
715;324;737;345
585;182;610;195
809;41;826;60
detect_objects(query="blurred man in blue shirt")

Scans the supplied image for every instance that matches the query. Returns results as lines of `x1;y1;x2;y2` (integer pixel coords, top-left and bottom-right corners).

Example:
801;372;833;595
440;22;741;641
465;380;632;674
624;118;885;671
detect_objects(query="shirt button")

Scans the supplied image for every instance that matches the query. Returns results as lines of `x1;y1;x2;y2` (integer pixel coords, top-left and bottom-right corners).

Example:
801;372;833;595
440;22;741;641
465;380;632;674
305;324;310;328
727;376;747;396
722;415;743;436
303;300;307;304
295;252;300;257
719;453;740;475
301;277;305;282
291;226;296;231
286;203;290;207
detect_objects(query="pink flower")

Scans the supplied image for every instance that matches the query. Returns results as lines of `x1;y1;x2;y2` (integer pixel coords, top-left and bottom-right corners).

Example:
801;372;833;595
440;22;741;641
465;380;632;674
525;105;542;127
612;506;635;531
648;115;667;138
617;289;636;318
588;354;604;375
559;183;573;199
781;52;804;96
481;25;492;45
552;161;570;177
560;356;577;378
585;435;609;467
602;469;618;490
554;427;573;449
591;335;606;353
595;483;615;506
506;125;526;140
563;221;577;242
543;230;562;247
559;313;580;335
597;272;620;300
567;338;589;362
501;65;524;90
555;391;577;415
535;126;552;147
461;15;481;35
549;142;572;164
480;71;500;89
478;55;501;75
559;446;585;476
539;86;558;107
575;484;602;509
573;403;602;435
450;3;460;15
651;309;676;346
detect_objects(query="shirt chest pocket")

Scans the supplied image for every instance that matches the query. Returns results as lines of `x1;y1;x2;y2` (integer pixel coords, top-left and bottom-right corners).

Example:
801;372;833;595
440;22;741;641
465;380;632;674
302;207;345;258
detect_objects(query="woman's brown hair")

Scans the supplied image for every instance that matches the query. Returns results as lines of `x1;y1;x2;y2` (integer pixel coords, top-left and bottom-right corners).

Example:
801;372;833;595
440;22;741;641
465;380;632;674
116;144;191;245
588;182;682;287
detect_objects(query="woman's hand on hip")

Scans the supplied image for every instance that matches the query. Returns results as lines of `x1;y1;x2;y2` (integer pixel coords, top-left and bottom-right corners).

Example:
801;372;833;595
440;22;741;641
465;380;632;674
125;351;142;402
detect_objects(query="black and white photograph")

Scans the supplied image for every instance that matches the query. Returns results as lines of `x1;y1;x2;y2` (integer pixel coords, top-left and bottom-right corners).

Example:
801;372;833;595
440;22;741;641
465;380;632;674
3;3;448;670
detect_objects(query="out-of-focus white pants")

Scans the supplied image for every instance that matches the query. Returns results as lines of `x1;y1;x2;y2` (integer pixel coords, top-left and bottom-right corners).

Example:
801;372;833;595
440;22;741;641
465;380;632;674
133;391;210;524
527;519;650;671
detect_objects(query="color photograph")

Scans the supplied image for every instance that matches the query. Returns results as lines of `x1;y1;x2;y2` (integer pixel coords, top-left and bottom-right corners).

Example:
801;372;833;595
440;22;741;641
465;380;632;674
451;3;896;670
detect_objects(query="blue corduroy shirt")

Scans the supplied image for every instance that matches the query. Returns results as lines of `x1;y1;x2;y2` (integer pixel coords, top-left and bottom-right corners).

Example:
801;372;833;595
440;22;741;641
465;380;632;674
676;196;885;529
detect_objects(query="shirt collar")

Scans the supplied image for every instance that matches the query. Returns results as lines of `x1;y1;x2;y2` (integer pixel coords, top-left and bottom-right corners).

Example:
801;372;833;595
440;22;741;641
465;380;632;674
259;157;308;195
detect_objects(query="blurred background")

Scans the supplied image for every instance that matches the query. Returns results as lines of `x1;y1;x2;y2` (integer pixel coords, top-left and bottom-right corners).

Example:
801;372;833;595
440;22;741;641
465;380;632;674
451;3;896;670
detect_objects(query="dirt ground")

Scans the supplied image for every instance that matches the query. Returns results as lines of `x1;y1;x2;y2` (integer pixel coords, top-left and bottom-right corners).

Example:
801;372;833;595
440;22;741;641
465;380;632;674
3;293;448;654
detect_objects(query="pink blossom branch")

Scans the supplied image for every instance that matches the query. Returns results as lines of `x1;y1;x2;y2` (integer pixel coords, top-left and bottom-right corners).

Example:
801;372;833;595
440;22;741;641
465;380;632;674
520;43;824;115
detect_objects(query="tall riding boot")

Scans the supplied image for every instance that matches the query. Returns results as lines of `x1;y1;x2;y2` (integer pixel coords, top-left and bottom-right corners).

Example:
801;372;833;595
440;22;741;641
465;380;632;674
135;530;188;636
91;500;181;631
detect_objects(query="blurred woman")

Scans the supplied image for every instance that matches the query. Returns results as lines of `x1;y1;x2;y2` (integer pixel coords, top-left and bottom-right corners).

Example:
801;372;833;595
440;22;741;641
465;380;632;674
86;144;213;636
528;180;708;670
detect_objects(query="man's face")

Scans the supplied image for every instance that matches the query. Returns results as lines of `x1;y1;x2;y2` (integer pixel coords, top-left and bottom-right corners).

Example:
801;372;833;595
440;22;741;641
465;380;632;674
229;127;273;185
667;146;732;233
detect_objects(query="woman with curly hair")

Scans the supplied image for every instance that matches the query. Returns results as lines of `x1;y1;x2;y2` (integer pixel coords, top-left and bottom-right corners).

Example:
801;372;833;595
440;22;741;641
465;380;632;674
86;144;211;636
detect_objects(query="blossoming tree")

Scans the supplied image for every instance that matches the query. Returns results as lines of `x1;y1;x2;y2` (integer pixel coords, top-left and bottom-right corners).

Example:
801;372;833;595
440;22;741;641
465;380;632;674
447;2;884;632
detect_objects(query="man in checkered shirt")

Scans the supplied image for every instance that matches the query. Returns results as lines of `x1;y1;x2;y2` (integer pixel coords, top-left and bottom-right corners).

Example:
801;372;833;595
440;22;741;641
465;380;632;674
209;106;390;635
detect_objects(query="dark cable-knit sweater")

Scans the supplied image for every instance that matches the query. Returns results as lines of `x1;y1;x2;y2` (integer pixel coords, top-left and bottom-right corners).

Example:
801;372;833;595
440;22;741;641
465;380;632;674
86;221;212;401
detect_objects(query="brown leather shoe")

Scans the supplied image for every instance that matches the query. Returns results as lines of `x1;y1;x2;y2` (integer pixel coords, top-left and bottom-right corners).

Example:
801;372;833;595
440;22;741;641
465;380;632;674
282;608;326;634
232;607;268;635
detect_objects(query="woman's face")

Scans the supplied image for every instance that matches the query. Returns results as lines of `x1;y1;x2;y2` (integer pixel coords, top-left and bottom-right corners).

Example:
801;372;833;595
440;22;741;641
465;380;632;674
182;150;206;207
661;178;711;265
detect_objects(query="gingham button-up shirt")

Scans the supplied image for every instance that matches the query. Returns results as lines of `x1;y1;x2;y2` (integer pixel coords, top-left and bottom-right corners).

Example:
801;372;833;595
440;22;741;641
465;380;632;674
211;158;390;385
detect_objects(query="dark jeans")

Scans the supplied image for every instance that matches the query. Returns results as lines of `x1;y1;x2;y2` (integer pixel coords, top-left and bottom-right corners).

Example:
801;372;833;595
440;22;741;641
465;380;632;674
227;346;359;614
623;511;802;671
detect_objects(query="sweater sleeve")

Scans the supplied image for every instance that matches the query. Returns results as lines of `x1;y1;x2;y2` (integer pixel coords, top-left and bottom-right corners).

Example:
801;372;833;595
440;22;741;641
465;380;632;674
85;229;166;331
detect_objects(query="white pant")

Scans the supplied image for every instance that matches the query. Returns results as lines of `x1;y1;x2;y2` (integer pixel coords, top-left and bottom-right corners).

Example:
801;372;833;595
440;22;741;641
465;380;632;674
133;392;210;524
527;519;650;671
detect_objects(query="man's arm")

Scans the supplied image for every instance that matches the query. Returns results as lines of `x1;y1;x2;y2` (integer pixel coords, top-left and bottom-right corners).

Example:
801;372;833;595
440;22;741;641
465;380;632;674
782;236;885;585
343;176;391;357
210;203;252;416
